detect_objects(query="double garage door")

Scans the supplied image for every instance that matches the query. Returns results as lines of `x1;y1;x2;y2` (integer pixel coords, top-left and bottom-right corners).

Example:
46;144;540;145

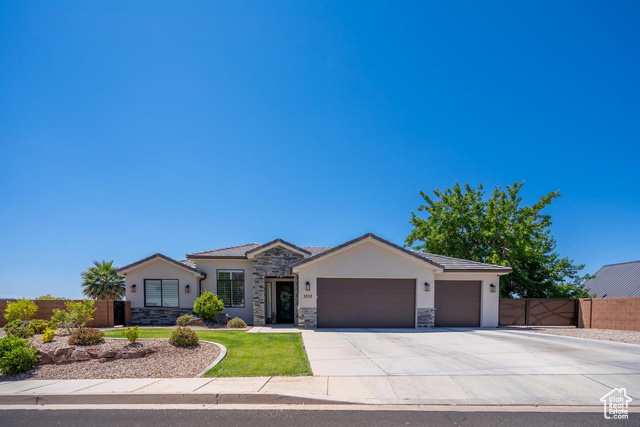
316;278;481;328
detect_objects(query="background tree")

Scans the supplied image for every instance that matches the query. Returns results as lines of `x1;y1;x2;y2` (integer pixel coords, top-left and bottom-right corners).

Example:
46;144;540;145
81;260;125;300
406;182;593;298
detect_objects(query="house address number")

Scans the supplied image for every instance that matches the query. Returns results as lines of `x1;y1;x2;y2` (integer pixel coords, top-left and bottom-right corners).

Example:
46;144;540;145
303;294;313;298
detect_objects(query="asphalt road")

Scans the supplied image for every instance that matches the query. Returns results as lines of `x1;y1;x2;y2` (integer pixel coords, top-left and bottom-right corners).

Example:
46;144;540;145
0;409;632;427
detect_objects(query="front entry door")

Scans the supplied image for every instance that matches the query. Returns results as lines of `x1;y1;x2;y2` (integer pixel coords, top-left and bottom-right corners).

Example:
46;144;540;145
276;282;294;323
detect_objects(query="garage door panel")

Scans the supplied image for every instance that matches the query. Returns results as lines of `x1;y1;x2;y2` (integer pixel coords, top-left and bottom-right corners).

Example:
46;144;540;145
317;278;415;328
434;280;481;327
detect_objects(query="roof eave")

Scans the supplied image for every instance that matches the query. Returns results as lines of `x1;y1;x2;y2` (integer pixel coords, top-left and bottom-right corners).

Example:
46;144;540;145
117;253;207;277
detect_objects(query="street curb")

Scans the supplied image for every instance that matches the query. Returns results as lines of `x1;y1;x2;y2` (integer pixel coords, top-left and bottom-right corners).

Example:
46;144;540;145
0;393;350;406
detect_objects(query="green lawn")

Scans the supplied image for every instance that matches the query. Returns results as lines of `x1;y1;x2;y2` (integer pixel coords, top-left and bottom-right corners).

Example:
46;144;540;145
102;328;312;377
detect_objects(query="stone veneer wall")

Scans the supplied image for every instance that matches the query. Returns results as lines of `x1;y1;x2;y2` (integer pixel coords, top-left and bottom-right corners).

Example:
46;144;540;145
130;308;191;326
252;247;304;326
417;308;435;328
297;308;317;329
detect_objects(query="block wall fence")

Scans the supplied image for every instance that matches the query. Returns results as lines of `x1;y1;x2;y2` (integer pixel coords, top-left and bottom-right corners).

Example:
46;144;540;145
0;300;130;328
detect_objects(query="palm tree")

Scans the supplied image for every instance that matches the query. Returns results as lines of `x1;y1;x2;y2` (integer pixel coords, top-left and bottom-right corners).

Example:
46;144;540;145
81;260;126;300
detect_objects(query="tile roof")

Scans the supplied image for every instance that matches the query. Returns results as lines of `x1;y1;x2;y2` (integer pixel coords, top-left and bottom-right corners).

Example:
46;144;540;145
187;243;334;259
410;251;511;272
184;234;511;273
582;260;640;298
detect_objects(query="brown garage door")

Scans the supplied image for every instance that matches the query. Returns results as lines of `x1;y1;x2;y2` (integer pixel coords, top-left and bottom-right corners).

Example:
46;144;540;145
317;278;415;328
434;280;481;327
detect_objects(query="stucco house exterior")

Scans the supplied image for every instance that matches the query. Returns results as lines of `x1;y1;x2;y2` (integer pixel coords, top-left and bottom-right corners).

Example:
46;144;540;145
117;233;512;328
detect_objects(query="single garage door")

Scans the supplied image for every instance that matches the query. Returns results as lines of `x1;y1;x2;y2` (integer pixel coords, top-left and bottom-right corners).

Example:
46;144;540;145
317;278;415;328
434;280;481;327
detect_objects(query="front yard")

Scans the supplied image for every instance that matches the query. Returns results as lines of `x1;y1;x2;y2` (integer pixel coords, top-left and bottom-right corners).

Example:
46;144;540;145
102;328;312;377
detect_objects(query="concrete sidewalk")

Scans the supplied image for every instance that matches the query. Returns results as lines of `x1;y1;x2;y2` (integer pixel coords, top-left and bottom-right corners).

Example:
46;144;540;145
2;374;639;406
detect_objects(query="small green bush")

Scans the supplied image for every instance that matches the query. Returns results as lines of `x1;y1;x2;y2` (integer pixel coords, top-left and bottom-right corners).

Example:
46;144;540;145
29;319;48;334
42;328;56;343
0;336;39;375
3;320;35;338
4;299;38;322
68;327;104;345
121;326;139;343
192;291;224;321
176;314;194;326
168;327;199;347
226;317;247;328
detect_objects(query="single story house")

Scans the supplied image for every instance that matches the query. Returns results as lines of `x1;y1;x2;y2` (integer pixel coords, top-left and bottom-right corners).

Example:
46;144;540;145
117;233;512;328
582;260;640;298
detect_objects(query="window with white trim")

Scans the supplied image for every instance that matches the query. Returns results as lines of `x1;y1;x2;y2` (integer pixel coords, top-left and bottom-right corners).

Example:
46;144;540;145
145;279;179;307
217;270;245;307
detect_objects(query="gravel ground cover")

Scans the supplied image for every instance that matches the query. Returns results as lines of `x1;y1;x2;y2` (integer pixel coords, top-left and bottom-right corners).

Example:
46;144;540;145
501;325;640;345
0;336;220;381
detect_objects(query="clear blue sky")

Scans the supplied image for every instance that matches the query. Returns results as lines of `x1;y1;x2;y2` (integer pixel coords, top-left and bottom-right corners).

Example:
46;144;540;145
1;1;638;299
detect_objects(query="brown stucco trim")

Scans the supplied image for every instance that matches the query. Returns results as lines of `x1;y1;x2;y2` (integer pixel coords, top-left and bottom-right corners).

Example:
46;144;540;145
117;253;207;277
290;233;446;270
246;238;312;256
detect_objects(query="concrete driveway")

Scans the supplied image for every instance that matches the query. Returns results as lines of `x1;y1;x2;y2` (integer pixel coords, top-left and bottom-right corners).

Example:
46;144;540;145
301;328;640;405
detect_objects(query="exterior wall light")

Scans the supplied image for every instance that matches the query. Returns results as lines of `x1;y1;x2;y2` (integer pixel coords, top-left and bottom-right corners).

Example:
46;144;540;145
131;284;137;293
305;281;311;292
424;282;431;292
490;284;496;293
185;284;190;293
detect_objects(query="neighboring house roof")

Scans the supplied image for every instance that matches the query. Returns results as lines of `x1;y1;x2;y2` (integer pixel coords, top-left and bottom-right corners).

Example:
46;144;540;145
290;233;512;273
583;260;640;298
117;253;207;277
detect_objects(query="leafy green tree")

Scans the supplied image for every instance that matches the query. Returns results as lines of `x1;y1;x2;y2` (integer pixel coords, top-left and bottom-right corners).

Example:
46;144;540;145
35;294;64;300
406;182;593;298
81;260;125;300
50;299;95;333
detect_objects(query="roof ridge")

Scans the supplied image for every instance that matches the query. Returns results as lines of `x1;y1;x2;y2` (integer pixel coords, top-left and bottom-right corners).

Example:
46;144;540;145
187;242;261;256
602;260;640;267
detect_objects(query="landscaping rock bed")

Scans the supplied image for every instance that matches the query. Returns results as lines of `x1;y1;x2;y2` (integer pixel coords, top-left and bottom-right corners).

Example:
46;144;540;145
502;326;640;345
0;337;220;380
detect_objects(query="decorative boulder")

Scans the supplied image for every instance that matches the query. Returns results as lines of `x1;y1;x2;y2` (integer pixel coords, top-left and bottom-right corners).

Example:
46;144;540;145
214;313;231;326
69;349;91;361
186;317;205;326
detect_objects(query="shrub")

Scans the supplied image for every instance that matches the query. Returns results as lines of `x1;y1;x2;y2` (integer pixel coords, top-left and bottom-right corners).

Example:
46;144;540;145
168;327;199;347
0;336;38;375
121;326;139;343
50;299;96;333
226;317;247;328
176;314;194;326
29;319;48;334
3;320;35;338
68;327;104;345
192;291;224;321
176;314;193;326
4;299;38;322
42;328;56;343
